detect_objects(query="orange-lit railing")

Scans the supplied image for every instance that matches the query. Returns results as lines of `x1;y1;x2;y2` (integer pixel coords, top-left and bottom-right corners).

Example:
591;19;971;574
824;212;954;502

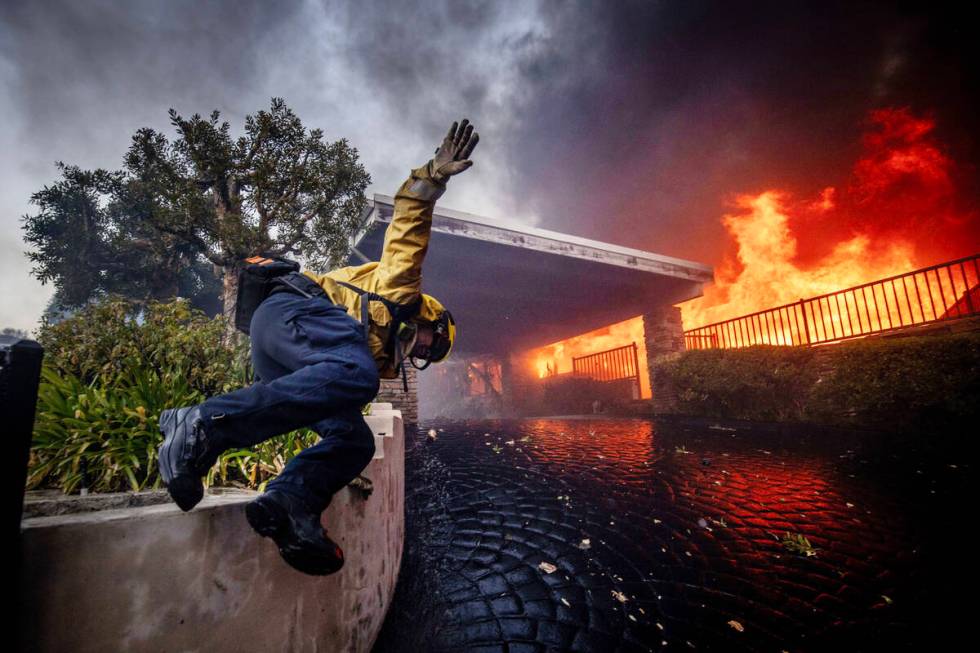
684;253;980;350
573;342;641;383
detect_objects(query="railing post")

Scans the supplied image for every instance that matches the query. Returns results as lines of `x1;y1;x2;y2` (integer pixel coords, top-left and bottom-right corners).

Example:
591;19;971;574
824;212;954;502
799;299;811;345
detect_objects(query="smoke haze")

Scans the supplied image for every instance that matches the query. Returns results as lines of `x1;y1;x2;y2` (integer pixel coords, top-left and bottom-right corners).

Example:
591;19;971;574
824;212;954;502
2;0;977;331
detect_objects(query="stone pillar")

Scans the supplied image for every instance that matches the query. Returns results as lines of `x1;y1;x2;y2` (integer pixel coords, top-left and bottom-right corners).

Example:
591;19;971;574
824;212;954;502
642;305;685;414
376;365;418;425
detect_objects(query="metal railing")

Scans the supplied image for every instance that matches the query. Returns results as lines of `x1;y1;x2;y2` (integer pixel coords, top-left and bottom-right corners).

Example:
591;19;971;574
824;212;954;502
684;253;980;350
573;342;641;383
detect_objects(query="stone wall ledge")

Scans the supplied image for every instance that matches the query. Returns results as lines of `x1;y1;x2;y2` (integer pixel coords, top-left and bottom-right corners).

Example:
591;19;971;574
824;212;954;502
20;403;406;653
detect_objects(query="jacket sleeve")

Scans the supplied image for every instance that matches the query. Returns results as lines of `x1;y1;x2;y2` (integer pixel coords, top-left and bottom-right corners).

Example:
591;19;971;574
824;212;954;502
374;161;447;305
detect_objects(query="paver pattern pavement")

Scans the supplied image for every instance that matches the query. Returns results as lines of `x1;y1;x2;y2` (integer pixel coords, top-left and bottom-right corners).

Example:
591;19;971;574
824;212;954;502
374;418;970;652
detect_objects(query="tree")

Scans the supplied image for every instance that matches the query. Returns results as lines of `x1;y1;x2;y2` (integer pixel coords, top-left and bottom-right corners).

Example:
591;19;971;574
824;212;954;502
22;98;371;335
22;164;214;311
2;327;31;339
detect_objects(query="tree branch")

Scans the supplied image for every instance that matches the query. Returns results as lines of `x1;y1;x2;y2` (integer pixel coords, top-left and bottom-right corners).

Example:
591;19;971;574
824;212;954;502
243;126;267;170
266;232;304;258
153;222;225;266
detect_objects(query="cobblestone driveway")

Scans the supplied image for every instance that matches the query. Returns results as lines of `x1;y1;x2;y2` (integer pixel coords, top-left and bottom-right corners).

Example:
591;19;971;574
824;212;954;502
374;418;970;652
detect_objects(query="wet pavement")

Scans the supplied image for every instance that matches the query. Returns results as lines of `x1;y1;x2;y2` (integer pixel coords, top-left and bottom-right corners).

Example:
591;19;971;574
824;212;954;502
373;417;973;652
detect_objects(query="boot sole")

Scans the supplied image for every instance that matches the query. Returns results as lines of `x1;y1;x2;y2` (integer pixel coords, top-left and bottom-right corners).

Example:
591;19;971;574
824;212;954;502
245;497;345;576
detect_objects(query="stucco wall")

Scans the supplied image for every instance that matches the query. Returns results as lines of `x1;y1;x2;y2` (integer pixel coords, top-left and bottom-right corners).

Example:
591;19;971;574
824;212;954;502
19;403;405;653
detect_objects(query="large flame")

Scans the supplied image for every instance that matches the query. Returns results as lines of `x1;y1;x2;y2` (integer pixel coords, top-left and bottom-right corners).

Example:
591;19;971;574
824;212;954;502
681;108;980;330
517;315;651;399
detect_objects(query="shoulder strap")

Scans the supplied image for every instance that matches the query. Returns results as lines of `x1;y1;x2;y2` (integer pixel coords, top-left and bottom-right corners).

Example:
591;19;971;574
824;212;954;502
334;281;423;329
335;280;423;393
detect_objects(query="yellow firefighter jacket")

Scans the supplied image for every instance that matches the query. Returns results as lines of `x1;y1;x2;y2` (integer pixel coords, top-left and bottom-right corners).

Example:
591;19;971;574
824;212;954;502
300;162;447;379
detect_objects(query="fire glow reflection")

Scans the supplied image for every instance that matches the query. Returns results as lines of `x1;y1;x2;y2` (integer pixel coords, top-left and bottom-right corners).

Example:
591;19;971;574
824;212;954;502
381;418;942;652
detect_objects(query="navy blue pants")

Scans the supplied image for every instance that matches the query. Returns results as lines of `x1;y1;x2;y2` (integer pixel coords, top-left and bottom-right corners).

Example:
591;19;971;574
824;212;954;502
199;289;381;513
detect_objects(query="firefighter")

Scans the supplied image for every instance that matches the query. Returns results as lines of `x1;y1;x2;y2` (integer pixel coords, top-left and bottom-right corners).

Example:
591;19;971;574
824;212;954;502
157;119;478;575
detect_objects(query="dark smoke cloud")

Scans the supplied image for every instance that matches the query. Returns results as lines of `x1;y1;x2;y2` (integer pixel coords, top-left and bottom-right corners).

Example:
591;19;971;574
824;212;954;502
2;0;977;330
489;1;980;262
330;0;980;261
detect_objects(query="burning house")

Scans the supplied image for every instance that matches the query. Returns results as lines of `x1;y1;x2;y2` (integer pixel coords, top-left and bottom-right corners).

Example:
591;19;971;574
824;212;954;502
348;196;713;420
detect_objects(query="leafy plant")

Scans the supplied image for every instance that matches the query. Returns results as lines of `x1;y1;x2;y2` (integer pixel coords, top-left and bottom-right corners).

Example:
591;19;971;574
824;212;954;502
28;296;322;494
781;532;818;557
654;330;980;429
37;296;249;394
30;365;202;493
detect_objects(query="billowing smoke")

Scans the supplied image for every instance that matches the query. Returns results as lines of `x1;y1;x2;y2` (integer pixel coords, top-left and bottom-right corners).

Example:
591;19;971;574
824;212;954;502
2;0;978;331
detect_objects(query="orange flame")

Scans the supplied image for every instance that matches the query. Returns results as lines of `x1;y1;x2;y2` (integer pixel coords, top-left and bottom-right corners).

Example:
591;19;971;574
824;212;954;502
517;315;651;399
681;108;980;331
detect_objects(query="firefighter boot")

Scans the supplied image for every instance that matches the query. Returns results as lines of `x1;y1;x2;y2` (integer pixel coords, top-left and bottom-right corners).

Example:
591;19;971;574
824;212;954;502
245;489;345;576
157;406;223;512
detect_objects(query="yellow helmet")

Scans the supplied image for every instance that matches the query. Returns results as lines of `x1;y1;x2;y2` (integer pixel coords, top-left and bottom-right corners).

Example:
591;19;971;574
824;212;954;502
411;293;456;364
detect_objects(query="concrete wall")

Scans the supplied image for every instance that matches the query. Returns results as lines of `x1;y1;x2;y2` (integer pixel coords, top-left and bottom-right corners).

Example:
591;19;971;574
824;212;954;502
19;404;405;653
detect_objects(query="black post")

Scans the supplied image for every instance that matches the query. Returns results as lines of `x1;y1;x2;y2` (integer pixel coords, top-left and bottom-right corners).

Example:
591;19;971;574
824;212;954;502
1;335;44;539
2;335;43;653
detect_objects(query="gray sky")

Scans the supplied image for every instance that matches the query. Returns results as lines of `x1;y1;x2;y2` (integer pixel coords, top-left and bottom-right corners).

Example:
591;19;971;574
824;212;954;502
2;0;977;332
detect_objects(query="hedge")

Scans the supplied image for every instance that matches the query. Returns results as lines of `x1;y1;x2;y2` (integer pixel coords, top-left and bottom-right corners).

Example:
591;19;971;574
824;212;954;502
654;330;980;429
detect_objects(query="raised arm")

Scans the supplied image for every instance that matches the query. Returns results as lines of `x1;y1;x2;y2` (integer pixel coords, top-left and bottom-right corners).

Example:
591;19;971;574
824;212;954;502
375;119;480;304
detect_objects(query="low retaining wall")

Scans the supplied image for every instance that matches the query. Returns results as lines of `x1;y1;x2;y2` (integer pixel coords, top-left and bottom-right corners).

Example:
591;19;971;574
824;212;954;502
19;403;405;653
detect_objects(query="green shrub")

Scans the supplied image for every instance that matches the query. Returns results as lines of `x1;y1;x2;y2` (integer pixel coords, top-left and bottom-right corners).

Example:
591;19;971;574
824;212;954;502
37;296;248;396
30;366;203;493
809;331;980;428
655;330;980;429
658;346;818;421
29;296;320;494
